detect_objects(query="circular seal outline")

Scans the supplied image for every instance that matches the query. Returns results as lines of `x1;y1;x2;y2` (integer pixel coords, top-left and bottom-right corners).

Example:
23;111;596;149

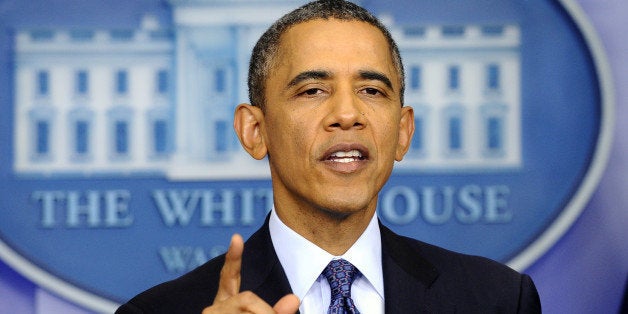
0;0;615;312
505;0;615;271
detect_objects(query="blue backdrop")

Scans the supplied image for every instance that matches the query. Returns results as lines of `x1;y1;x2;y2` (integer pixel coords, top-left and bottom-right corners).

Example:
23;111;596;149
0;0;626;313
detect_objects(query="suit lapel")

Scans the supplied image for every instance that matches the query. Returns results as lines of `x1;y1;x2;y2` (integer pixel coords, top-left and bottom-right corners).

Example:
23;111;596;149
240;217;294;306
237;217;455;312
380;223;455;313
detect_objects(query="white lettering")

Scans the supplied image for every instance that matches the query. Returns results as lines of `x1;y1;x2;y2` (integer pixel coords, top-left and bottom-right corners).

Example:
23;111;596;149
485;185;512;223
378;184;513;225
381;185;419;224
152;190;200;227
456;185;483;223
240;189;255;225
200;190;235;226
31;190;133;228
159;246;225;273
32;191;64;228
422;186;454;224
67;190;100;227
104;190;133;227
152;188;273;227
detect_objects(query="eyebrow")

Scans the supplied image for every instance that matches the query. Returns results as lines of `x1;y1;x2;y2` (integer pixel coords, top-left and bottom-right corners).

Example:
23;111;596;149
358;70;394;91
286;70;331;89
285;69;395;91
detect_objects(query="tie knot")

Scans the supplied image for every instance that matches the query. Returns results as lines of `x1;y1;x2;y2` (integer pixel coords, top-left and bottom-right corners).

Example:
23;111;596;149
323;259;360;299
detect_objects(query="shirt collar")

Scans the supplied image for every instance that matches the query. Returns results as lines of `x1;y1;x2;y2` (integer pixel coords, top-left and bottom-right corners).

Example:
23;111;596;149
269;209;383;300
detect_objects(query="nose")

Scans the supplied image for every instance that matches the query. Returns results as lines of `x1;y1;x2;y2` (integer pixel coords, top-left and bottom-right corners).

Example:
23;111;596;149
323;89;366;131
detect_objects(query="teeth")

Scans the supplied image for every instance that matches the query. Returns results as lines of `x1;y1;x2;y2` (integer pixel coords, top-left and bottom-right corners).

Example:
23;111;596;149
329;150;363;163
330;150;362;158
335;158;356;163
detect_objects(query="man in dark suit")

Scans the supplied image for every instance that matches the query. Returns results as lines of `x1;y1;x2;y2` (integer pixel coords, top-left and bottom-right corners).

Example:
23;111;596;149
117;0;541;313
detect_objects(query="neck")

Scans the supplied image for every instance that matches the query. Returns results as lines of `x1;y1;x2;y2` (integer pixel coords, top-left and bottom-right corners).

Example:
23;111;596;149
275;204;376;256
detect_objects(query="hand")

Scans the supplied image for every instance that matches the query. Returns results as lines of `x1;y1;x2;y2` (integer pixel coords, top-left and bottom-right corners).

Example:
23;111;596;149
201;234;300;314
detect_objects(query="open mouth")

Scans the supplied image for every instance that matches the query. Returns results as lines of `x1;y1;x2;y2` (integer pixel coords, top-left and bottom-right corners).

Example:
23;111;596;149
321;143;370;165
327;149;366;163
320;144;370;173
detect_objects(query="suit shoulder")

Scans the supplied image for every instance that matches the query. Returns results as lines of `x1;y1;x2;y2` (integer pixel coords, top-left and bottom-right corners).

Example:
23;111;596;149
389;233;540;312
116;254;225;314
398;234;519;278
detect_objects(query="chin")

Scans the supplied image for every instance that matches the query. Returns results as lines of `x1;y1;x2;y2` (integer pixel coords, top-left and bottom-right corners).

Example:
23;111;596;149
319;197;373;218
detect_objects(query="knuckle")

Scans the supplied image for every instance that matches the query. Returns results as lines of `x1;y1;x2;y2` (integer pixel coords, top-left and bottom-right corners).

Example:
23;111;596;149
201;307;214;314
239;291;256;303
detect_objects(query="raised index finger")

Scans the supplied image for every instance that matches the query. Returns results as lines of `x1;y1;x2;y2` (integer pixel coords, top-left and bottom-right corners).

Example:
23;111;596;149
213;234;244;302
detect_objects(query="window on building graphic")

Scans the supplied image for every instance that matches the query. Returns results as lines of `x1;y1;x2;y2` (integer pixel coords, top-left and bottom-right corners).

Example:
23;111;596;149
70;30;94;41
75;120;89;155
215;120;228;152
108;106;133;159
150;29;173;41
410;66;422;91
448;66;460;91
157;70;168;94
148;107;171;157
487;117;503;151
76;70;89;95
215;68;226;93
480;103;507;157
110;29;134;41
115;121;129;154
482;25;504;36
116;70;128;95
403;26;426;37
442;25;465;37
35;120;50;155
30;30;54;41
29;106;55;160
411;117;424;152
153;119;168;154
37;71;49;96
448;116;462;151
487;64;501;91
409;105;430;156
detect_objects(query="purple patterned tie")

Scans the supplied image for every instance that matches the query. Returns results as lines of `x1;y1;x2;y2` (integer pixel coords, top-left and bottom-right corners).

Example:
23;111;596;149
322;259;361;314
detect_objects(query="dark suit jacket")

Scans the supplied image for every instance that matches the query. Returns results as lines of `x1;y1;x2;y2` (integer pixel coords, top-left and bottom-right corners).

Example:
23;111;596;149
116;218;541;313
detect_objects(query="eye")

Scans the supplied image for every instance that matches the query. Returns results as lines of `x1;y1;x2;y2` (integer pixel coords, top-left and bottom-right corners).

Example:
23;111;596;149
361;87;383;96
299;88;324;97
364;87;380;95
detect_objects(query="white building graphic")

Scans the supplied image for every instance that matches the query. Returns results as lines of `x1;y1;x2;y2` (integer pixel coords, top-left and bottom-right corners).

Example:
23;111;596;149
391;21;522;171
13;15;176;176
13;0;521;179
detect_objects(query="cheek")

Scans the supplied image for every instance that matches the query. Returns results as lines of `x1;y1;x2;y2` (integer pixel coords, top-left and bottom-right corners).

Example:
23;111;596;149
376;118;401;155
288;122;313;156
377;118;397;140
267;115;309;157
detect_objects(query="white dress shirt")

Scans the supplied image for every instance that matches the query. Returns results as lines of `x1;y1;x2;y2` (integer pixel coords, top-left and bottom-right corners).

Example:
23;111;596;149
269;209;384;314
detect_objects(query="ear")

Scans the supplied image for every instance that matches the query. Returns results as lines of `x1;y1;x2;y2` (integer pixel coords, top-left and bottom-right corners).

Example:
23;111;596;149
233;103;268;160
395;106;415;161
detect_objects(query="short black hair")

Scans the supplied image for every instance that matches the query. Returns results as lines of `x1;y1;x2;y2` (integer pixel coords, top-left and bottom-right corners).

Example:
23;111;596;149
248;0;405;110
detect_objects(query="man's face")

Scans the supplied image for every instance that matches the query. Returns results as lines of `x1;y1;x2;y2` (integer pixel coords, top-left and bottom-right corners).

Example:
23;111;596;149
259;18;414;219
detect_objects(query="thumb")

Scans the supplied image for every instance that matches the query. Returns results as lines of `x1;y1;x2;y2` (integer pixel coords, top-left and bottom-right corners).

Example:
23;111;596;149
273;294;300;314
213;234;244;302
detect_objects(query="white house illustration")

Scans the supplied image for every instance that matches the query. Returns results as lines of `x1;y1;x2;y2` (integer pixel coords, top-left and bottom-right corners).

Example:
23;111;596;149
13;0;521;180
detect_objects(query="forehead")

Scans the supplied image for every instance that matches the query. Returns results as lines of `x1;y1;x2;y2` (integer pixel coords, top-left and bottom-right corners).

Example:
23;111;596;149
273;18;397;79
282;18;383;40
